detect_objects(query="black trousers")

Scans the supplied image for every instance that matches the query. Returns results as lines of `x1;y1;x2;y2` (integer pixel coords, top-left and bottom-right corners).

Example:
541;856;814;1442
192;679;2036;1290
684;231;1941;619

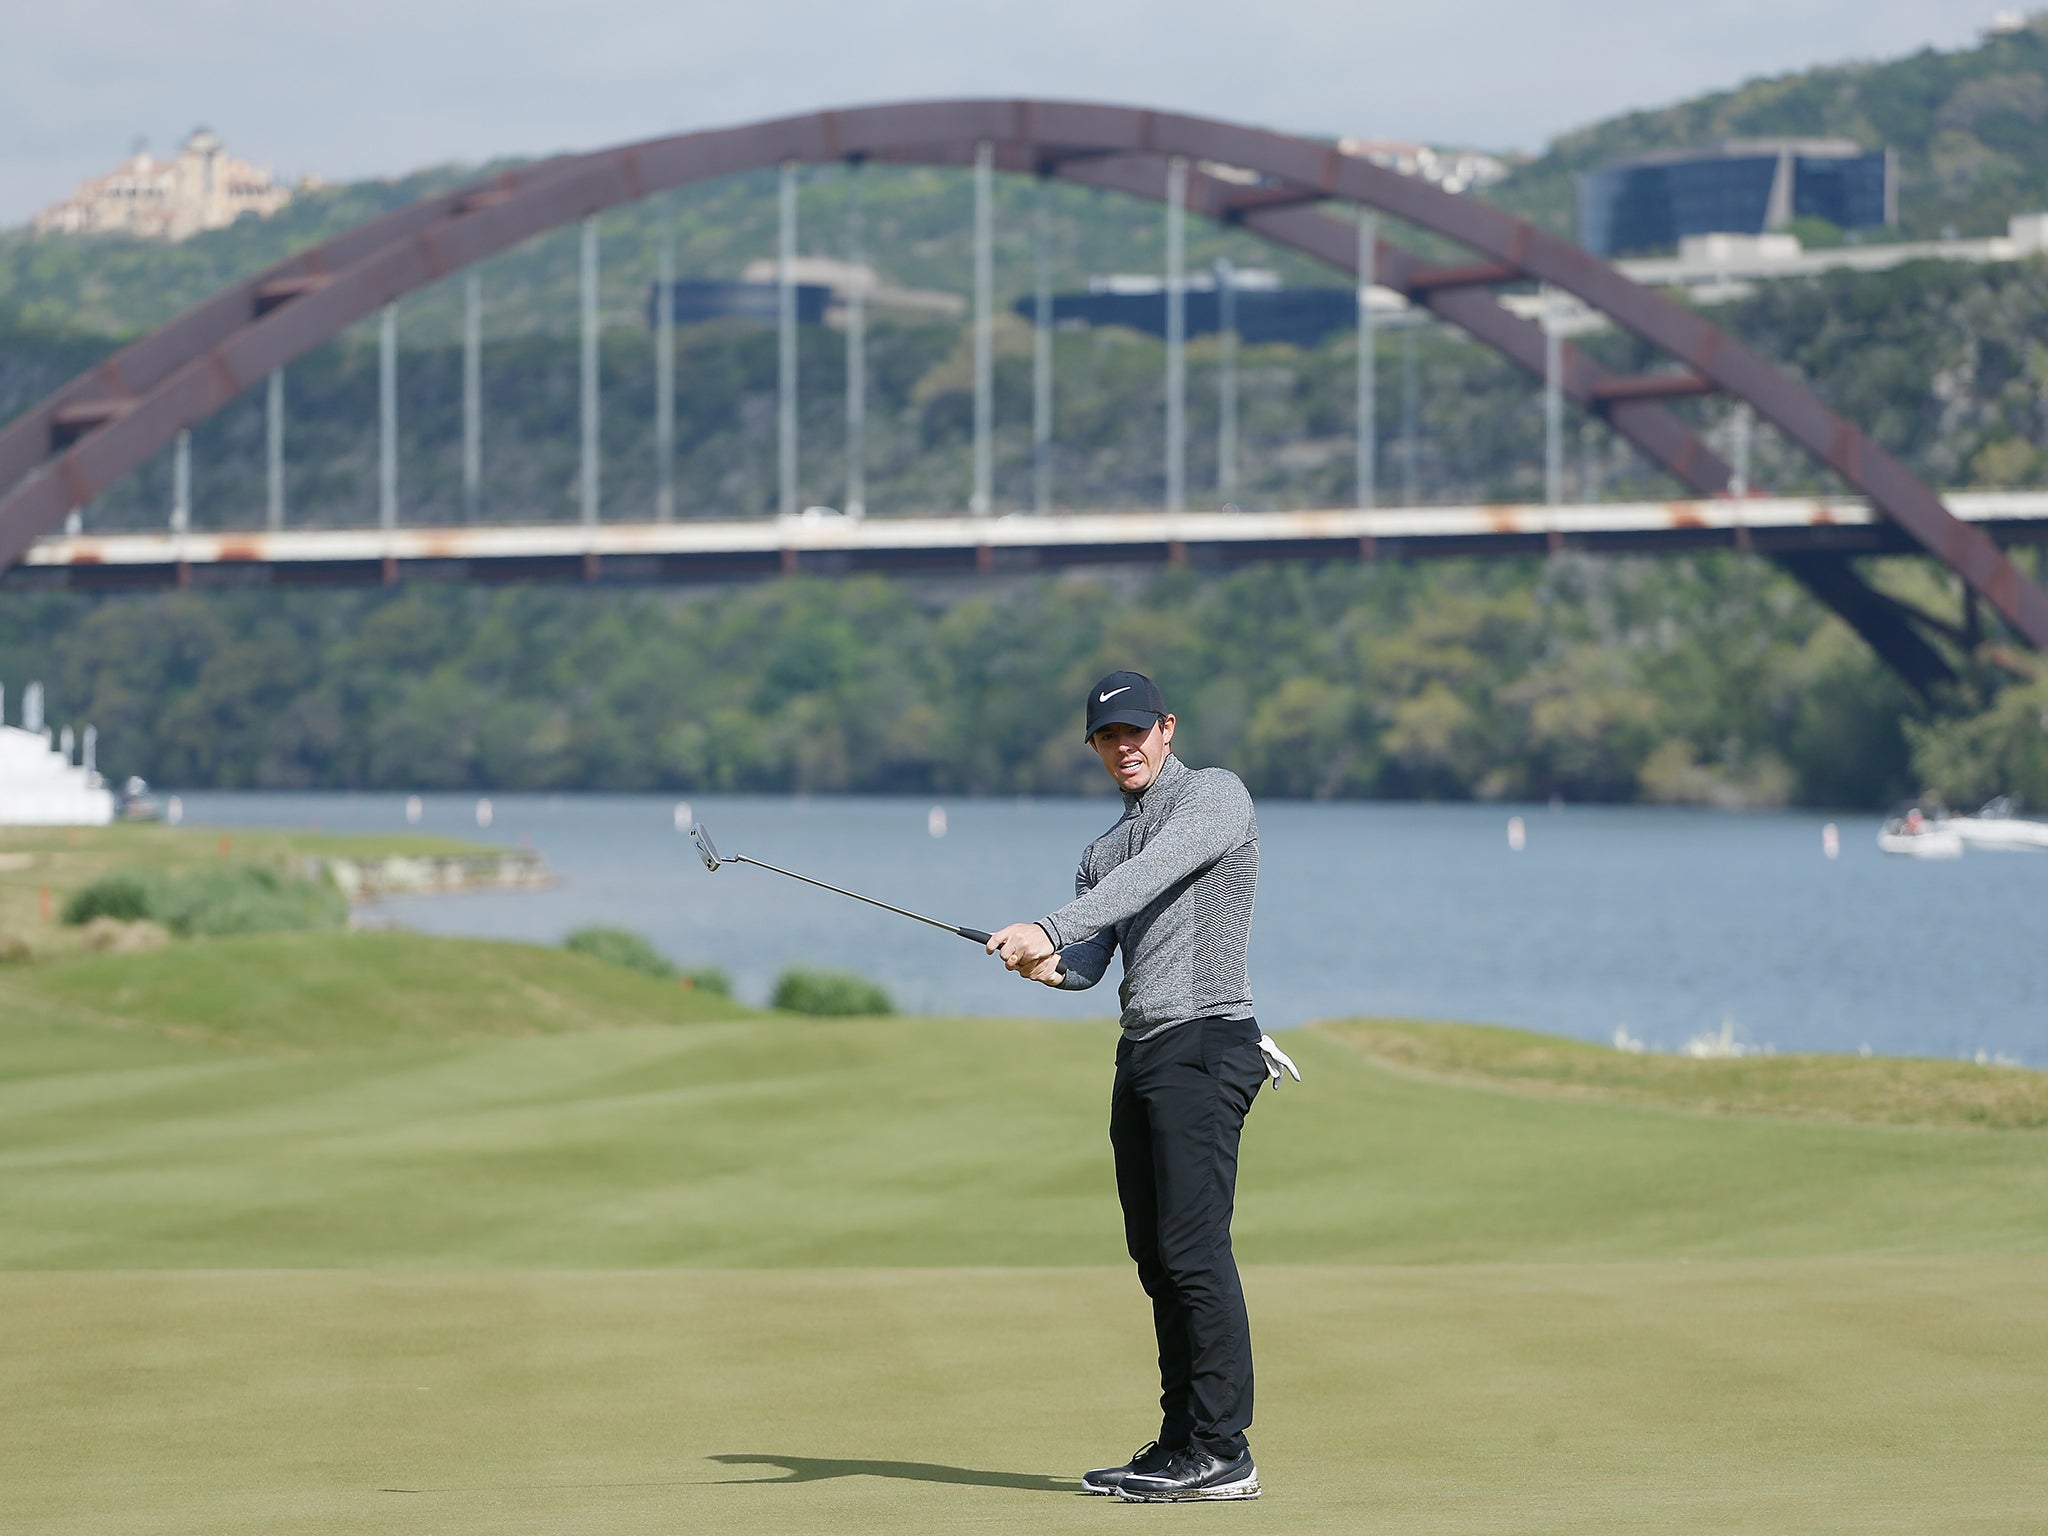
1110;1014;1265;1459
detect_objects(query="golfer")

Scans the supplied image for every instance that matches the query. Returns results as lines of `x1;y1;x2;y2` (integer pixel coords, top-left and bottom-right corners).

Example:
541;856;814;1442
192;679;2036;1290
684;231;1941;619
987;670;1297;1504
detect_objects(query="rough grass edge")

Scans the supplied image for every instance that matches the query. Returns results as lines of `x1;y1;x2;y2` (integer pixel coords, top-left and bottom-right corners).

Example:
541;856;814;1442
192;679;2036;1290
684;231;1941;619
1318;1018;2048;1131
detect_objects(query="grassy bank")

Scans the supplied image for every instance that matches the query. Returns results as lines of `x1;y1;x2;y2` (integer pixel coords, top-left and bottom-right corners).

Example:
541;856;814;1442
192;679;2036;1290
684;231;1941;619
0;822;488;958
0;929;751;1053
2;934;2042;1269
1325;1017;2048;1130
2;919;2042;1531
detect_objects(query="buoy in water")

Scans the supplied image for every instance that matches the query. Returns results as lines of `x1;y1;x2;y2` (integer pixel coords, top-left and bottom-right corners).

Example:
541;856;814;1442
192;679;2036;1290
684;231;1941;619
166;795;184;826
405;795;423;826
673;801;692;831
475;798;494;829
928;805;948;839
1507;816;1527;852
1821;822;1840;860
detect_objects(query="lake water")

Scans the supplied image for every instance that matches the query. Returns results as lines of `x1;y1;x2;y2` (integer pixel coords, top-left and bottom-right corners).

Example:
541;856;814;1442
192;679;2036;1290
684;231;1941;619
174;792;2046;1064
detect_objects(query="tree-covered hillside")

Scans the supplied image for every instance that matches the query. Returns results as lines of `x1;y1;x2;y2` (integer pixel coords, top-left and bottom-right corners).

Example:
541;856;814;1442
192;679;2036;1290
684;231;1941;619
9;18;2048;350
0;159;1322;349
1492;14;2048;242
1;552;2040;810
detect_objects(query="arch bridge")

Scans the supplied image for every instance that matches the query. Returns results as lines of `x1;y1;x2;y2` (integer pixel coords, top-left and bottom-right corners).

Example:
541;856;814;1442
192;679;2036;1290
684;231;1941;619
3;99;2044;696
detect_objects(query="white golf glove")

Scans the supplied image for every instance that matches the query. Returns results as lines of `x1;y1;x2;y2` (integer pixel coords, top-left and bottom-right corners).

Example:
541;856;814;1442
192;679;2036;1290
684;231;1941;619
1257;1033;1301;1090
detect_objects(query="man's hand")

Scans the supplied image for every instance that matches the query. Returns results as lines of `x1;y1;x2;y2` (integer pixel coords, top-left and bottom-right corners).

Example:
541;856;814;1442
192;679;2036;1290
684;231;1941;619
987;922;1056;973
1017;951;1066;987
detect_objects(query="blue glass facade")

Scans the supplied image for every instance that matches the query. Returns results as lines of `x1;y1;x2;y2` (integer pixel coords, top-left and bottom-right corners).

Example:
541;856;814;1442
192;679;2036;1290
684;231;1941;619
644;280;832;328
1013;287;1356;346
1791;153;1892;229
1577;145;1892;256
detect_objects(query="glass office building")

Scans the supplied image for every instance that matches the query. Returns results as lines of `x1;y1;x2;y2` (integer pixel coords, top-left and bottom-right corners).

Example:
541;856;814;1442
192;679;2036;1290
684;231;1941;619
1577;140;1894;256
1013;285;1356;347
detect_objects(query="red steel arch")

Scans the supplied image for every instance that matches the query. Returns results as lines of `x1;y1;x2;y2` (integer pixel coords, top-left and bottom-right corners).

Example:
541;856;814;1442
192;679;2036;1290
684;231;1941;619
3;99;2042;690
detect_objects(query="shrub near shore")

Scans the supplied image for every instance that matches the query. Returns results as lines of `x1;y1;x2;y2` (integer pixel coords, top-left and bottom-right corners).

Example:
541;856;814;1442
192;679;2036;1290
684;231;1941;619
63;864;346;938
772;967;894;1016
564;924;731;995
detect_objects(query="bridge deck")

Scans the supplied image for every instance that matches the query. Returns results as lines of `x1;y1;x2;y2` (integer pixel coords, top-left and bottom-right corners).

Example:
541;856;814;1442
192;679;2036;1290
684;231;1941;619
9;494;2046;591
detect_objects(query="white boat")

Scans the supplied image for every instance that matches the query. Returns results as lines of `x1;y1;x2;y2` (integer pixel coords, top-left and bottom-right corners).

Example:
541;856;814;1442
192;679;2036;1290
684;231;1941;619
1877;807;1964;860
0;682;115;827
1953;795;2048;852
117;776;162;822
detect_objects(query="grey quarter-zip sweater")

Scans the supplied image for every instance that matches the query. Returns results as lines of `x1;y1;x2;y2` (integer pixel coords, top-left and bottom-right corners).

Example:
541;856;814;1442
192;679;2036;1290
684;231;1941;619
1038;752;1259;1040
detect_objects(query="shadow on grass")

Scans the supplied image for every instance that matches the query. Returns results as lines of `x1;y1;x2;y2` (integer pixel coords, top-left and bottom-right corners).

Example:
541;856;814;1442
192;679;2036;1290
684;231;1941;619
709;1452;1076;1493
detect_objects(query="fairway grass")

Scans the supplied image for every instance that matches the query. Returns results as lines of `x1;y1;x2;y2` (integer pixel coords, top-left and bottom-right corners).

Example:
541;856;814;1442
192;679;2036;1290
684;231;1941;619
4;930;2045;1531
5;1263;2044;1535
2;960;2044;1267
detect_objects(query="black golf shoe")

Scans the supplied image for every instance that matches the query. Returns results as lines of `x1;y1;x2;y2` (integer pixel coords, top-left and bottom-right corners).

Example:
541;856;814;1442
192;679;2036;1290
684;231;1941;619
1115;1444;1260;1502
1079;1439;1182;1496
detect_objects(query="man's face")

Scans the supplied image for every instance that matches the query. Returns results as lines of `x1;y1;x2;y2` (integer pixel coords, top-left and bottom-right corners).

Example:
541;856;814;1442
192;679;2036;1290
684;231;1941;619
1089;715;1175;794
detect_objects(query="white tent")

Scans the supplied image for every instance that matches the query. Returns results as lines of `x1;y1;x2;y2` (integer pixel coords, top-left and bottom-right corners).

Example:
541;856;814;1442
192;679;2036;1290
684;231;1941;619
0;683;115;826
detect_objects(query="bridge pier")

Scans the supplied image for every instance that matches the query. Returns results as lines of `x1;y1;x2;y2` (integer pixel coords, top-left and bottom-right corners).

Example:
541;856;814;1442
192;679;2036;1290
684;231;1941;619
1032;171;1053;516
654;209;675;522
1400;320;1419;505
844;160;866;519
265;370;284;530
971;141;993;516
778;161;798;518
580;215;601;527
464;271;483;519
378;303;397;531
1543;286;1564;507
171;429;190;535
1218;257;1239;502
1165;155;1187;517
1355;213;1376;510
1728;403;1753;498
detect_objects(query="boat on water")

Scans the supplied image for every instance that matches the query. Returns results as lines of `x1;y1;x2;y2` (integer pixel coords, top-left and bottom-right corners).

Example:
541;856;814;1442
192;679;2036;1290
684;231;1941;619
1952;795;2048;852
1876;805;1964;860
117;776;162;822
0;682;115;827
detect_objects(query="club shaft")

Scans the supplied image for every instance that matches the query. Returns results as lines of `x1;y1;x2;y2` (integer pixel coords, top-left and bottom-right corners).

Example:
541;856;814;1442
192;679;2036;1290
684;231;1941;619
733;855;987;942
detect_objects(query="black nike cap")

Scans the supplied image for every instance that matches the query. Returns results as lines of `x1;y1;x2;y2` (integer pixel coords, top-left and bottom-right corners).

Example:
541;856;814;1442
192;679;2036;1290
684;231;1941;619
1084;670;1168;742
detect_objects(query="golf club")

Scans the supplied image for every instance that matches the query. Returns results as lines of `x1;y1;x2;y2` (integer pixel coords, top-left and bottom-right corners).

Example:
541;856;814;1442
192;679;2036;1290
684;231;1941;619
689;820;992;946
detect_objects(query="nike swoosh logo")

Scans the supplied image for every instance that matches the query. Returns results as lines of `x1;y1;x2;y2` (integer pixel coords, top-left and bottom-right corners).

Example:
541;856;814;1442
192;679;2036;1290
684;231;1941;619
1097;687;1132;703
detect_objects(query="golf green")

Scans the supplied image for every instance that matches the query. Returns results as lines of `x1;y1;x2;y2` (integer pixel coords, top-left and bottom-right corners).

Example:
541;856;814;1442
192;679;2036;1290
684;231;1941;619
5;1264;2044;1534
3;930;2045;1532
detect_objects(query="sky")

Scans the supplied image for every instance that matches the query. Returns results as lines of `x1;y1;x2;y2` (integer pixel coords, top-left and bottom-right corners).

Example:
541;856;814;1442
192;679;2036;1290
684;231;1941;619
0;0;2000;227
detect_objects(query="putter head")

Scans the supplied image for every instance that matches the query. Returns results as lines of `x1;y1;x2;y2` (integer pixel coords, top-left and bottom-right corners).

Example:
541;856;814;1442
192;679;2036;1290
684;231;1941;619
689;821;723;872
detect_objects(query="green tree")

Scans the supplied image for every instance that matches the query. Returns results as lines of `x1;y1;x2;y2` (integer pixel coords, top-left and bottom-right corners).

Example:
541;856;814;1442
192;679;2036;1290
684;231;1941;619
1906;671;2048;807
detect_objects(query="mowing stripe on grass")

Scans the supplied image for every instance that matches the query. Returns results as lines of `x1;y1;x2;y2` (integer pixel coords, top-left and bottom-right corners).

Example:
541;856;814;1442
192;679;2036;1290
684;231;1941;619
3;1263;2043;1536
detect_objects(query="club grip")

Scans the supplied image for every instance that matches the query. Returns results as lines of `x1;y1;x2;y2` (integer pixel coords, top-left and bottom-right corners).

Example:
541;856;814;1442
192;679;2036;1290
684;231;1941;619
957;926;992;946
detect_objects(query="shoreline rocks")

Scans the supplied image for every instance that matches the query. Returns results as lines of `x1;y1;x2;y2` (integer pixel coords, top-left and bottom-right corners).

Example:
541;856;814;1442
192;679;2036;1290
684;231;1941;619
320;851;554;903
